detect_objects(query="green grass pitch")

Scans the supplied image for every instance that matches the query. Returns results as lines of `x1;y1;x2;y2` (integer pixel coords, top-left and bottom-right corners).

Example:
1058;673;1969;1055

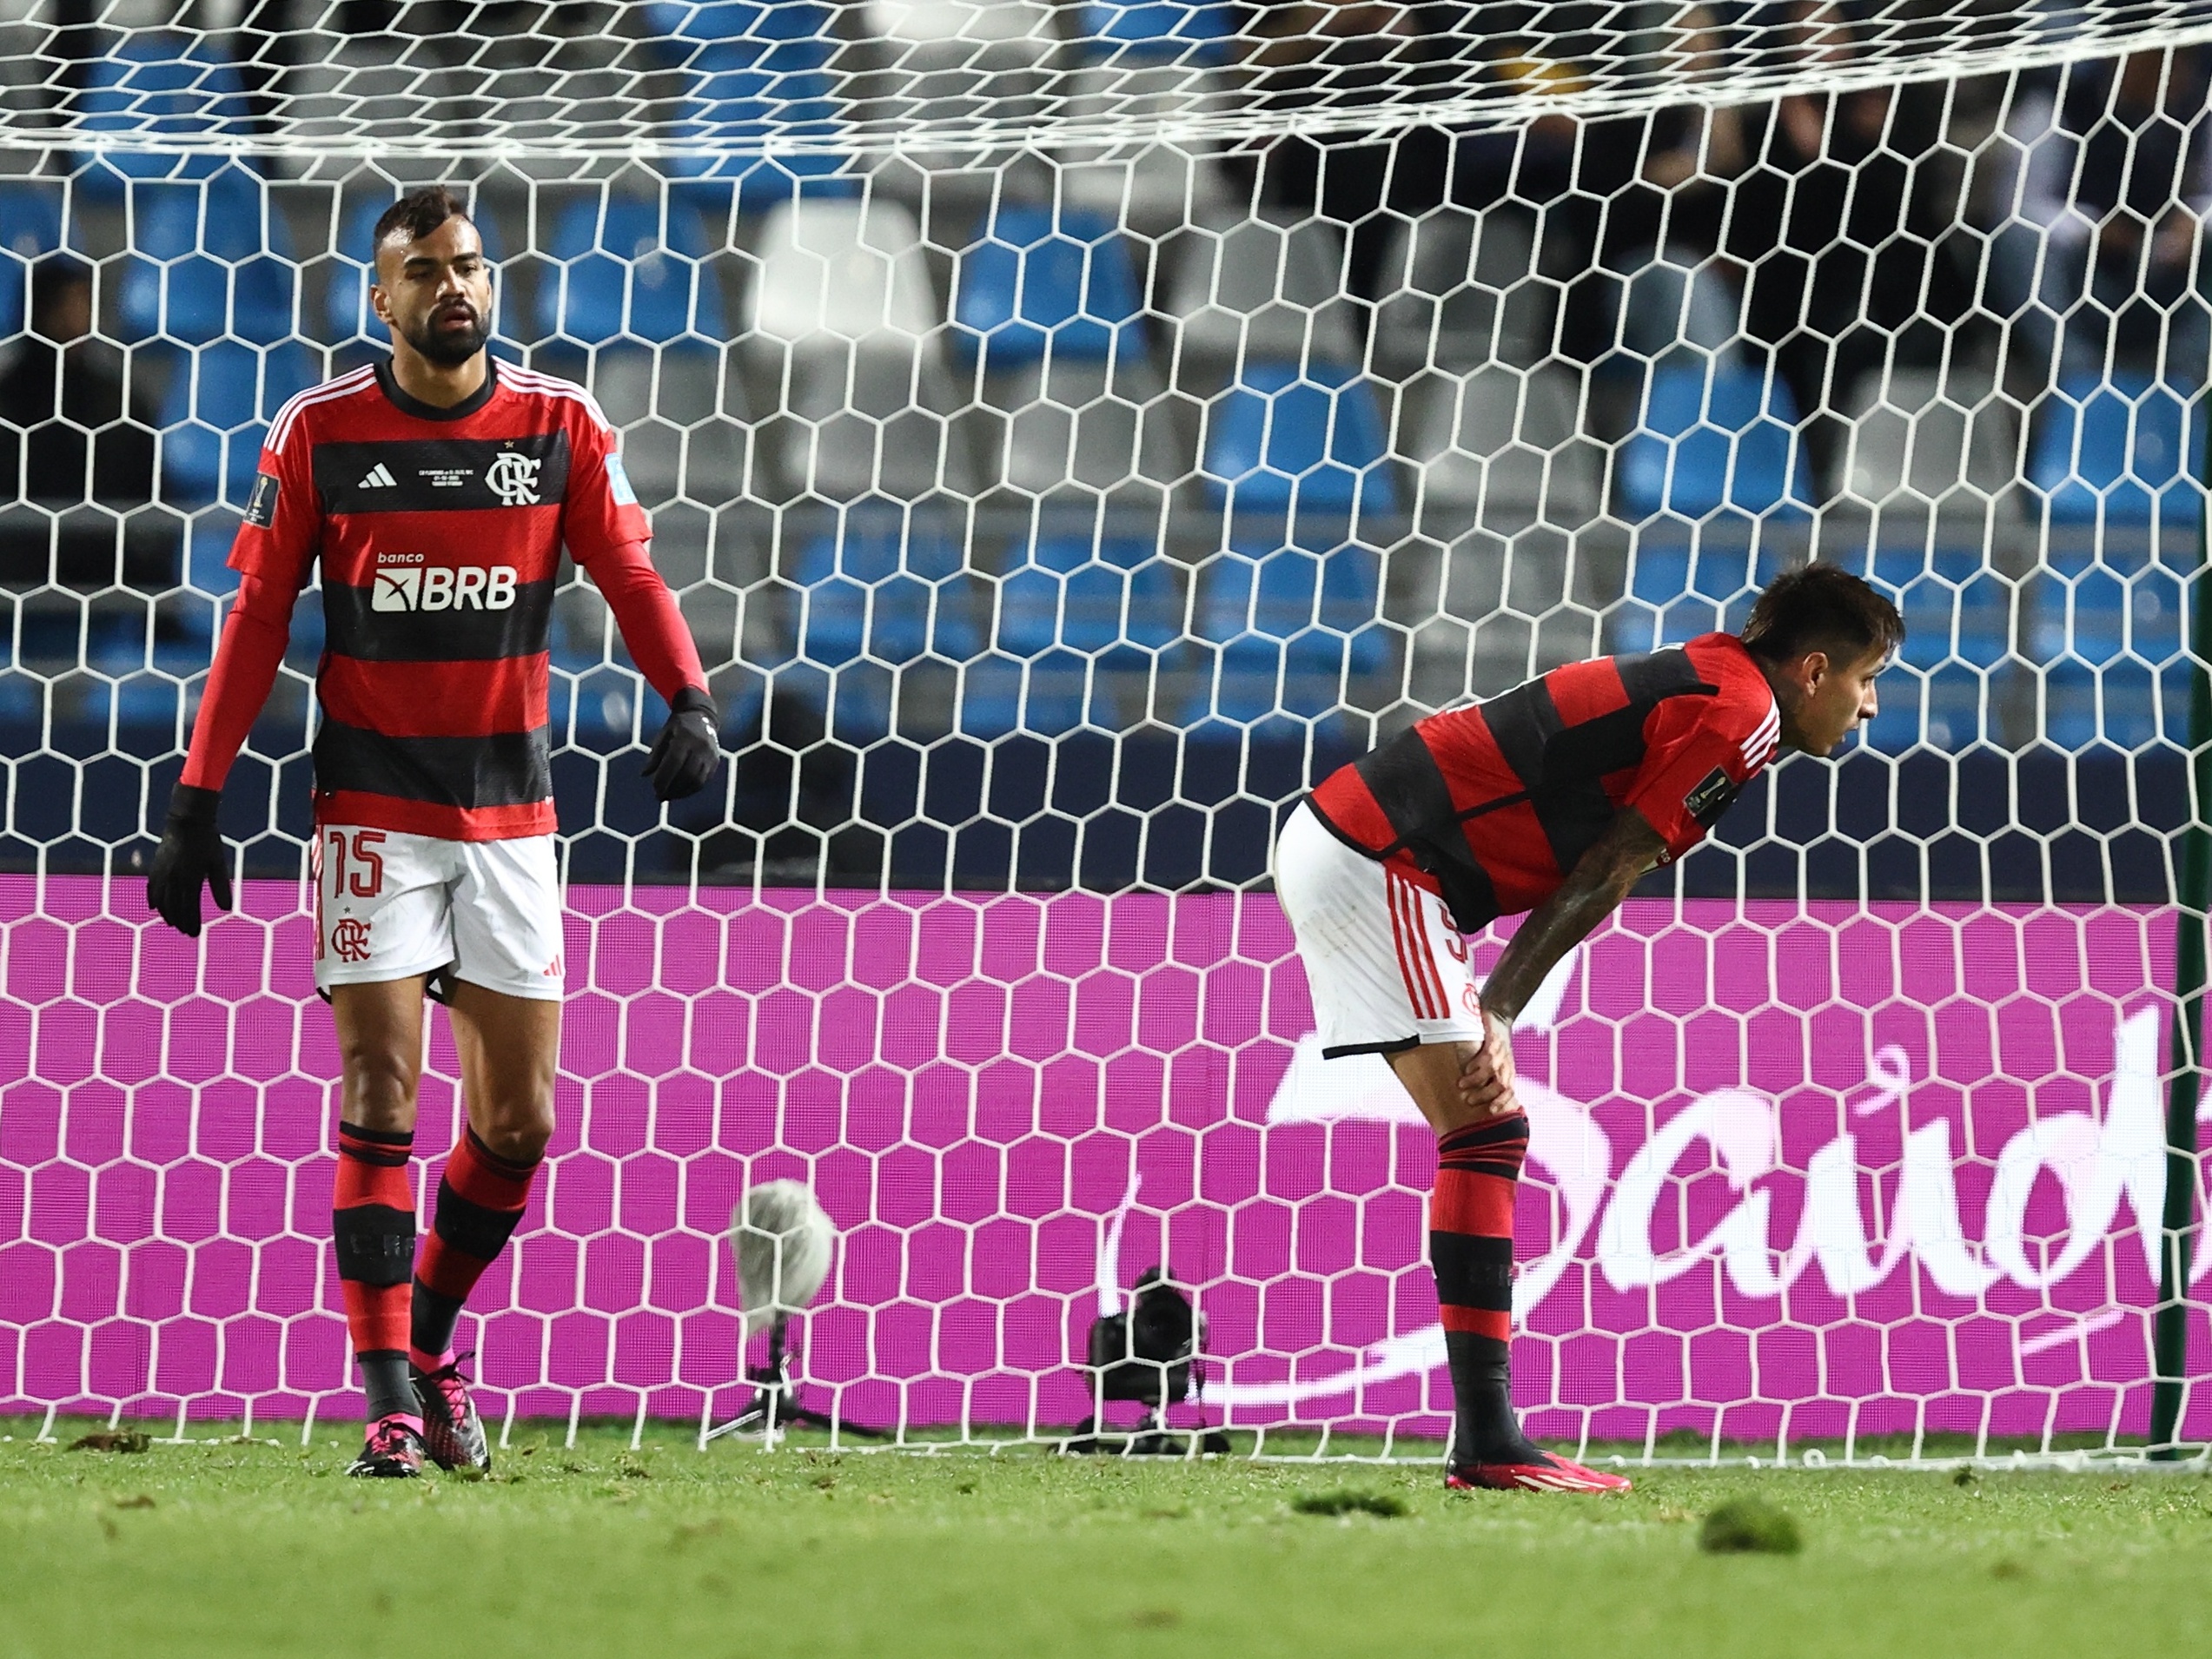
3;1423;2210;1658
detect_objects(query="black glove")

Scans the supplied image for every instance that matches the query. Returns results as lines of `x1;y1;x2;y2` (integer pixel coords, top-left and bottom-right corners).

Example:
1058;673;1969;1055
642;686;721;802
146;783;233;939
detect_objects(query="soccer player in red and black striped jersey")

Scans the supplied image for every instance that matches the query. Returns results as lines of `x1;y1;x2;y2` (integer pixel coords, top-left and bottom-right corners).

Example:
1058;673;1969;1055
1275;565;1902;1493
144;188;722;1478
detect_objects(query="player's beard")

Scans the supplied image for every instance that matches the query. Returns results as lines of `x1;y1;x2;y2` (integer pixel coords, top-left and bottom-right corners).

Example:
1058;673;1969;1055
405;301;488;367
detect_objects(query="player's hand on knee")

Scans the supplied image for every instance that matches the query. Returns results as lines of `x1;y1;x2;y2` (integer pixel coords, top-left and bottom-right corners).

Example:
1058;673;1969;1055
644;686;721;801
1479;1009;1518;1097
1456;1061;1516;1117
146;783;234;939
1455;1013;1520;1115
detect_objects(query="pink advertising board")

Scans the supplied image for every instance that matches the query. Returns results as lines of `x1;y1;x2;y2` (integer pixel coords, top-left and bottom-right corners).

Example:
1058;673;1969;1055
2;875;2206;1442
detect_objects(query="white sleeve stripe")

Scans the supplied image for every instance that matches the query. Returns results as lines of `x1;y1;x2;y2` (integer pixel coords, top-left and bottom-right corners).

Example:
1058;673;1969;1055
498;365;613;432
265;367;377;456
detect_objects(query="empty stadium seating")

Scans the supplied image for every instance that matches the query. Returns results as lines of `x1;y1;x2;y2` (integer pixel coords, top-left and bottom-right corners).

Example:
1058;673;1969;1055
1201;360;1395;519
2030;373;2205;528
1616;361;1816;523
952;202;1175;497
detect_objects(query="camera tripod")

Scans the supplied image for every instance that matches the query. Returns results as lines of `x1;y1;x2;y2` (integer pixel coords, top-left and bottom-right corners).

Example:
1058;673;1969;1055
702;1313;885;1443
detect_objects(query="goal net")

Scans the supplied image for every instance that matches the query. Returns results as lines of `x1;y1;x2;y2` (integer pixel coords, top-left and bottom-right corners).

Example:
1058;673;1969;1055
2;2;2210;1459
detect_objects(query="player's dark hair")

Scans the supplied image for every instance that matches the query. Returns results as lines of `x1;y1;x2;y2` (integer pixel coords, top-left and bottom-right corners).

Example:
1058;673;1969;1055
1740;563;1904;667
371;186;472;255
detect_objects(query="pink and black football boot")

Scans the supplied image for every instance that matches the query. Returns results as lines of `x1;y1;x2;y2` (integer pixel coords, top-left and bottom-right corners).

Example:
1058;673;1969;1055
1447;1451;1633;1494
347;1412;426;1478
413;1353;492;1475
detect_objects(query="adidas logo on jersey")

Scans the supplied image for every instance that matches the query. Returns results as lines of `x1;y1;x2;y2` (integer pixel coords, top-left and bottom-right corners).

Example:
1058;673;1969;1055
359;462;399;489
372;564;520;612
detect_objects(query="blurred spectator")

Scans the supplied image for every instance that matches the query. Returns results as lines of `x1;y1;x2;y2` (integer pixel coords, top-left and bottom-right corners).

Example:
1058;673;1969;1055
1582;10;1748;373
1239;10;1590;317
1240;3;1470;304
1727;6;1978;489
1993;50;2212;389
0;255;167;590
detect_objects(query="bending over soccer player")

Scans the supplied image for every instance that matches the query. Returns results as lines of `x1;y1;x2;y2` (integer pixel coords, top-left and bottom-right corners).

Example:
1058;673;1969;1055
1275;565;1902;1493
144;188;722;1478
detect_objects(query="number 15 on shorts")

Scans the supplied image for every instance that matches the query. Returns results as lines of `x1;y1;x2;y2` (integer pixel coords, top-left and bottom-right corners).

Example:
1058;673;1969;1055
315;829;386;964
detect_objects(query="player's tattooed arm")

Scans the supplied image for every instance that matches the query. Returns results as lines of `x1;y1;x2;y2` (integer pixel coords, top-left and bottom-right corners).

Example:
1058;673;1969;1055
1458;806;1671;1112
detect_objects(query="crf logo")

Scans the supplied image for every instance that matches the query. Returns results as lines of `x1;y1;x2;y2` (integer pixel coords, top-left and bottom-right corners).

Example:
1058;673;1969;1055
485;451;543;506
330;917;373;963
372;565;519;612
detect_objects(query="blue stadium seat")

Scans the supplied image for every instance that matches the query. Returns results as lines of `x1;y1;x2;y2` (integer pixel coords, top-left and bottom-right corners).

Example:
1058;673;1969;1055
1621;544;1773;648
157;340;318;510
71;34;255;193
958;646;1094;738
2028;563;2182;751
119;169;294;347
2030;373;2205;526
1079;3;1237;62
1617;362;1814;521
959;537;1178;737
0;667;42;723
1202;361;1395;519
953;206;1144;371
0;185;65;338
785;516;977;744
550;639;659;747
1178;542;1384;724
535;195;725;347
1864;560;2015;752
645;2;853;208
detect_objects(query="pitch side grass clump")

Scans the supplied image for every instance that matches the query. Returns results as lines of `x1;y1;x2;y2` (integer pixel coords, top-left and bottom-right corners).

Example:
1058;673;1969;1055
5;1422;2212;1659
1699;1495;1804;1554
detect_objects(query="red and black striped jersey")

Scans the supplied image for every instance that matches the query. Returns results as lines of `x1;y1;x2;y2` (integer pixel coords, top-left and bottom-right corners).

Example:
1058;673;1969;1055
228;360;652;841
1308;634;1781;932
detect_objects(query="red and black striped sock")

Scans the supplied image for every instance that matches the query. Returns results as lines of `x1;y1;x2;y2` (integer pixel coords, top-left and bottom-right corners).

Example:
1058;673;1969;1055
333;1121;420;1424
409;1128;540;1372
1431;1112;1542;1466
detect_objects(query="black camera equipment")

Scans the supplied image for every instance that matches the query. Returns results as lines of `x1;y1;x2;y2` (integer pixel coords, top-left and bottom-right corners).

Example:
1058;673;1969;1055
1064;1265;1230;1456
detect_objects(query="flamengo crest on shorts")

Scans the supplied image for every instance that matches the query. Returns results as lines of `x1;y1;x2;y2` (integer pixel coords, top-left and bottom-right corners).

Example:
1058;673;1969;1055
233;360;649;842
313;825;564;1002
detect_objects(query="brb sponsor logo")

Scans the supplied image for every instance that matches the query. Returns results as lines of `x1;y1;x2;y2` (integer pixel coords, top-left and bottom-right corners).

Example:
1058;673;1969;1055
372;551;519;612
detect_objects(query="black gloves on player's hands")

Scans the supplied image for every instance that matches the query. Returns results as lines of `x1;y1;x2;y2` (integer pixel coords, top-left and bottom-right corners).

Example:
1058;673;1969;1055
147;783;233;939
643;686;721;802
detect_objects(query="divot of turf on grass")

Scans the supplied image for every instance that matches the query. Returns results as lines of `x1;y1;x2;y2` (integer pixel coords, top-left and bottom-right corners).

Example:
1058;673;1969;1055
68;1431;151;1454
1698;1496;1802;1555
1291;1490;1407;1518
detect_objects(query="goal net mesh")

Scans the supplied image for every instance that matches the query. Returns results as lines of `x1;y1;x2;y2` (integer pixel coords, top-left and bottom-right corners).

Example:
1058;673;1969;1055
1;1;2209;1458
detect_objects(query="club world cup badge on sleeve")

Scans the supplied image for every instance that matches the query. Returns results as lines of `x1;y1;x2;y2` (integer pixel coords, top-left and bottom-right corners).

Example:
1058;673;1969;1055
243;472;280;528
1685;765;1738;828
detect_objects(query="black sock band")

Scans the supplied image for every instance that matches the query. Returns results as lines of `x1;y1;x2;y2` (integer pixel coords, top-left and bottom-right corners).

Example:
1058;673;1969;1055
409;1280;467;1366
1443;1332;1541;1464
358;1350;416;1423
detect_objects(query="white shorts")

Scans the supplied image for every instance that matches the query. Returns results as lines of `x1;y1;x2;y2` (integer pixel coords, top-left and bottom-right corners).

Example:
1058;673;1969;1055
312;827;565;1002
1273;801;1485;1057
